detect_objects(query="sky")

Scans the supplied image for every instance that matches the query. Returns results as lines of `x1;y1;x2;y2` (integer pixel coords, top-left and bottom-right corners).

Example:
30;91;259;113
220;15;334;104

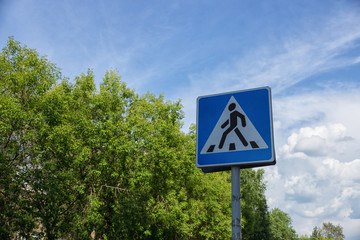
1;0;360;238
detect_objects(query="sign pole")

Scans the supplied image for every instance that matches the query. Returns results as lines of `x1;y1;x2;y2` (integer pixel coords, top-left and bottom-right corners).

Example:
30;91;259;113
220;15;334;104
231;166;242;240
196;87;275;239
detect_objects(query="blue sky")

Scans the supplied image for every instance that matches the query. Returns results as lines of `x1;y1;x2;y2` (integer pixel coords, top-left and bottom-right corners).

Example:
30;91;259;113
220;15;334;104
1;0;360;238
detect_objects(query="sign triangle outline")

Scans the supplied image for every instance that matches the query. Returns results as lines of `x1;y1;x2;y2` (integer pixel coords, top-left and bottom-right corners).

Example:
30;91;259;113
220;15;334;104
200;96;268;154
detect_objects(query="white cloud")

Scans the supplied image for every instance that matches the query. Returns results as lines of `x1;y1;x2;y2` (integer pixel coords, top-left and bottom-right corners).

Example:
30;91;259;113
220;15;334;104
265;122;360;238
317;158;360;183
273;90;360;159
262;83;360;239
281;123;352;158
188;5;360;93
294;135;327;157
179;6;360;132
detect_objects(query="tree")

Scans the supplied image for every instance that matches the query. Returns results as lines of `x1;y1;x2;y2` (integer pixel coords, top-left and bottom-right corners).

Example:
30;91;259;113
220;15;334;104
298;236;318;240
311;222;345;240
311;226;321;239
0;36;60;239
1;37;278;239
268;208;297;240
241;168;271;240
0;38;233;239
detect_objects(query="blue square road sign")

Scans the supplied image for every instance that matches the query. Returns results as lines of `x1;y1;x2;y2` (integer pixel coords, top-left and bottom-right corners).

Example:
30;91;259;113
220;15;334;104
196;87;276;171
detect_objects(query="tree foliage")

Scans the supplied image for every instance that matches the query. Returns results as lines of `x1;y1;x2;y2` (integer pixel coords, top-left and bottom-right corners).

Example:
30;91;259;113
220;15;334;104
1;37;280;239
268;208;297;240
1;36;60;239
241;168;271;240
299;222;345;240
310;222;345;240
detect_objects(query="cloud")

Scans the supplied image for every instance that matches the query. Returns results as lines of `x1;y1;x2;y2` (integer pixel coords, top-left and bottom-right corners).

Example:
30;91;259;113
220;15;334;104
179;6;360;131
317;158;360;186
261;81;360;239
284;174;319;203
293;136;327;157
265;122;360;238
273;90;360;156
281;123;353;157
185;5;360;94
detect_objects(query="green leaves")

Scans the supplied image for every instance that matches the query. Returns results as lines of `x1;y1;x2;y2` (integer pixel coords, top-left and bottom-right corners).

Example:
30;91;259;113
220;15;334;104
309;222;345;240
1;37;63;239
269;208;297;240
241;169;272;240
1;37;287;239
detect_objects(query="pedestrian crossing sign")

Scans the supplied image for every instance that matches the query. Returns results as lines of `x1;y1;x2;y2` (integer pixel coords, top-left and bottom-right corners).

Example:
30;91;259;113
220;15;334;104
196;87;276;171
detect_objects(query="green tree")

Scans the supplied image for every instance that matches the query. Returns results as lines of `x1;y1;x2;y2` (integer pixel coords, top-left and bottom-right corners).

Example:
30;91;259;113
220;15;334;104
298;236;317;240
0;37;60;239
0;37;279;239
311;226;321;239
268;208;297;240
241;168;271;240
311;222;345;240
0;38;233;239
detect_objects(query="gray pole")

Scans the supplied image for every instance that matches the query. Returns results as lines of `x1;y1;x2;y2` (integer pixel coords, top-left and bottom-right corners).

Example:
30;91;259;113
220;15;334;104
231;166;242;240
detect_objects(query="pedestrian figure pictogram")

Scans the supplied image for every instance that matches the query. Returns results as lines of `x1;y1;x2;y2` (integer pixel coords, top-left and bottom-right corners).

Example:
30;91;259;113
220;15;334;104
200;96;268;154
219;103;248;149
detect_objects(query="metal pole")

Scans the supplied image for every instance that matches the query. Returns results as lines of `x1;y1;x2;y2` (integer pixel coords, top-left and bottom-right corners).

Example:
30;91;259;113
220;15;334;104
231;166;242;240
